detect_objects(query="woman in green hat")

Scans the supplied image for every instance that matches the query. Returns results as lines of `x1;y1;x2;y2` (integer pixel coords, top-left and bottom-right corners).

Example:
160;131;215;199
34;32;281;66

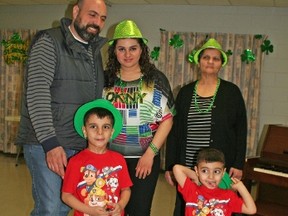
165;38;247;216
103;20;175;215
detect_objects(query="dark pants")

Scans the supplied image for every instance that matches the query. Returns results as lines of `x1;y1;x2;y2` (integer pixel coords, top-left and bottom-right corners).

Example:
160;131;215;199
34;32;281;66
173;189;185;216
125;155;160;216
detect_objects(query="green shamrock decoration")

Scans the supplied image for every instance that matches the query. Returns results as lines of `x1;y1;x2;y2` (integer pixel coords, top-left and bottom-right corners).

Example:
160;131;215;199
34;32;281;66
226;50;233;56
151;46;160;61
261;40;273;55
241;49;256;64
254;35;263;39
188;49;197;63
169;34;184;48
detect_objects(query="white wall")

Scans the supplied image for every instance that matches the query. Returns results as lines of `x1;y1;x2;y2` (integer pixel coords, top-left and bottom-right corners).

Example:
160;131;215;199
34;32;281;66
1;4;288;140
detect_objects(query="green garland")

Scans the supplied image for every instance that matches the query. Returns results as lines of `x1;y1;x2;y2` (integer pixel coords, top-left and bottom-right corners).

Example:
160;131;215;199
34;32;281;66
1;32;29;65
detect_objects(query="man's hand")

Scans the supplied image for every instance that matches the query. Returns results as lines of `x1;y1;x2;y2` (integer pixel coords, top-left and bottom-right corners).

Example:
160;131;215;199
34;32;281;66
46;146;67;178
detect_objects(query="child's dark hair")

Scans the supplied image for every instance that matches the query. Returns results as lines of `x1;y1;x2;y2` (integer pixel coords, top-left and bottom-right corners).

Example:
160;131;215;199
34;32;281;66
83;107;115;126
197;148;225;165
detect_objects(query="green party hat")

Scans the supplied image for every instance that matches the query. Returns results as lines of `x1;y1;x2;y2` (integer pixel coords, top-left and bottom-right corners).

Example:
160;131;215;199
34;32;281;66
108;20;148;45
194;38;228;67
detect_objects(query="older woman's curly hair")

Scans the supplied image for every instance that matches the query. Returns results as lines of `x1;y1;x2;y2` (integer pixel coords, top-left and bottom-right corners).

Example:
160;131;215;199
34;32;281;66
104;39;157;88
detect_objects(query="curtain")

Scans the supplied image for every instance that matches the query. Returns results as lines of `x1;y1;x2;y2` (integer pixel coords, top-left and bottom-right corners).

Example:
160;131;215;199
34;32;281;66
158;31;265;168
0;29;37;153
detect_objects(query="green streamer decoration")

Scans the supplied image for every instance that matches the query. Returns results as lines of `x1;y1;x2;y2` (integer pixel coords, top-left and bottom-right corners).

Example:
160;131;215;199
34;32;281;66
169;34;184;48
261;40;274;55
241;49;256;64
151;47;160;61
1;32;29;65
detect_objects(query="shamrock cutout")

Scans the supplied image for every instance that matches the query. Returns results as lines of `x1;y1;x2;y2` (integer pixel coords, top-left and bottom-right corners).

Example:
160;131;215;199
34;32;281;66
169;34;184;48
261;40;273;55
241;49;256;64
254;35;263;39
226;50;233;56
188;49;197;63
151;47;160;61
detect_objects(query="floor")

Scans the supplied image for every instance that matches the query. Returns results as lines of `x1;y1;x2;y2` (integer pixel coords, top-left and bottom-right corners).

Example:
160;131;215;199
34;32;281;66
0;152;176;216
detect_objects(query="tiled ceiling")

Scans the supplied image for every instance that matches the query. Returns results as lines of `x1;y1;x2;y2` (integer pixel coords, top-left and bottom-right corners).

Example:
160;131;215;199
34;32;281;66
0;0;287;7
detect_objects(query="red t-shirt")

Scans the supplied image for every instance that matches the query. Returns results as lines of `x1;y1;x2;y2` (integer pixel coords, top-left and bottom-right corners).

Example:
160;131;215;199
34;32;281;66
62;149;133;216
178;177;243;216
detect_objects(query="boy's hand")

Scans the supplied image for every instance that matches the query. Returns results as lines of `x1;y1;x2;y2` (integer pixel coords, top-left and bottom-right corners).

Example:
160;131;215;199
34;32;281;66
106;203;121;216
230;177;244;191
90;206;110;216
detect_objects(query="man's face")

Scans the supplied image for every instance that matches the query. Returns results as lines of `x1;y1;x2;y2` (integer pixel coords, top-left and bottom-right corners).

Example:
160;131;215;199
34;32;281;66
73;0;107;42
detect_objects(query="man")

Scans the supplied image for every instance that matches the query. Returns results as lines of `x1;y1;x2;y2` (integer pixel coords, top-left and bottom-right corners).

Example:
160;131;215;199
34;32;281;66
16;0;107;215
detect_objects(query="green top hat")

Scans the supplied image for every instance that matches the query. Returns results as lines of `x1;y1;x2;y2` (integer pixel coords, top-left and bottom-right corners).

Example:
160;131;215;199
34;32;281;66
74;99;123;140
194;38;228;67
108;20;148;45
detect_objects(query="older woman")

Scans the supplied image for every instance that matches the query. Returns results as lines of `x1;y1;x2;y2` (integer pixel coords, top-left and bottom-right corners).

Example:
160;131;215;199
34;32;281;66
165;38;247;216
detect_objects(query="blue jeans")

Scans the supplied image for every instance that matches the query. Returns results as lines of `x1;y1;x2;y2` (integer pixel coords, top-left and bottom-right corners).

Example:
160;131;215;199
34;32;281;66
23;144;77;216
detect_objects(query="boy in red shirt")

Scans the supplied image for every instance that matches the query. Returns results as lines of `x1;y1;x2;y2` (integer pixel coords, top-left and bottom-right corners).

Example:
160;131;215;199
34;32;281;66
173;148;256;216
62;99;132;216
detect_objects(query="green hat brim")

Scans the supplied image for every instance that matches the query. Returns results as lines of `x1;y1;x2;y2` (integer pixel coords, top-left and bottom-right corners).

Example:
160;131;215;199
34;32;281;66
108;37;148;46
219;172;232;189
74;99;122;140
194;46;228;67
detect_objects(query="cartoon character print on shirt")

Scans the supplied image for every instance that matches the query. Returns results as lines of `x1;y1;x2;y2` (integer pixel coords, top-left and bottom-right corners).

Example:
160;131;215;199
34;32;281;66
77;164;123;214
77;164;98;196
187;194;230;216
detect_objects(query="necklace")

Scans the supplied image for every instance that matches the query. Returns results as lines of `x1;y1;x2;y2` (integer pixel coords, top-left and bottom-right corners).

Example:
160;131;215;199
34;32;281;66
118;72;144;104
194;78;220;113
118;72;143;91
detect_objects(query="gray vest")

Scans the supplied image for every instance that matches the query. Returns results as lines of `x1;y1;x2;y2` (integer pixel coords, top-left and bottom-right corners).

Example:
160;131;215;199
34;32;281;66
16;19;106;150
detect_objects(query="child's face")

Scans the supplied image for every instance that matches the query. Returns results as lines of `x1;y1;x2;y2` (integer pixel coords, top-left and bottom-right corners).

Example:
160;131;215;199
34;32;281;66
82;114;114;153
194;161;225;189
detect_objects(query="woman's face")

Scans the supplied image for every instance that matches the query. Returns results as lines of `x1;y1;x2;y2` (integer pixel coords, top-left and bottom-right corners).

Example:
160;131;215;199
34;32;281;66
199;49;222;75
115;38;142;70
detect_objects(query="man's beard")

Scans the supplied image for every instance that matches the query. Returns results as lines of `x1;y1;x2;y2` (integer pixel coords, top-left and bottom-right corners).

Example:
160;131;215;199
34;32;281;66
74;17;100;42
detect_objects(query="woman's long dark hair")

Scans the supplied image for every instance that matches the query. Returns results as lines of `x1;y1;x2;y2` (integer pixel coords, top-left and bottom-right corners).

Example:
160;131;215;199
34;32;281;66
104;38;157;88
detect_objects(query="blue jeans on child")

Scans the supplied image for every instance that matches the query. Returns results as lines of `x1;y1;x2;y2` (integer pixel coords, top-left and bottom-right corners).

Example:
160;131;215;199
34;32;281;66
23;144;77;216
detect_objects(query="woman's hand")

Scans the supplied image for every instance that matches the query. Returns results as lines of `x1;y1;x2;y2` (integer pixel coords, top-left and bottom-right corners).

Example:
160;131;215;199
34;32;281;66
165;170;176;186
135;150;154;179
229;167;243;180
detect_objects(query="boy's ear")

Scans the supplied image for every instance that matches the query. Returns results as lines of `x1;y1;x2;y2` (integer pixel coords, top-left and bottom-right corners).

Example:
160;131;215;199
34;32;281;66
82;126;87;139
194;166;199;176
110;128;115;139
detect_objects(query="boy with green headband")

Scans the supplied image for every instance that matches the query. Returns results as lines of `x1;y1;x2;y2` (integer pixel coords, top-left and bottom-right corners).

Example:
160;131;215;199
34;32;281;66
62;99;132;216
